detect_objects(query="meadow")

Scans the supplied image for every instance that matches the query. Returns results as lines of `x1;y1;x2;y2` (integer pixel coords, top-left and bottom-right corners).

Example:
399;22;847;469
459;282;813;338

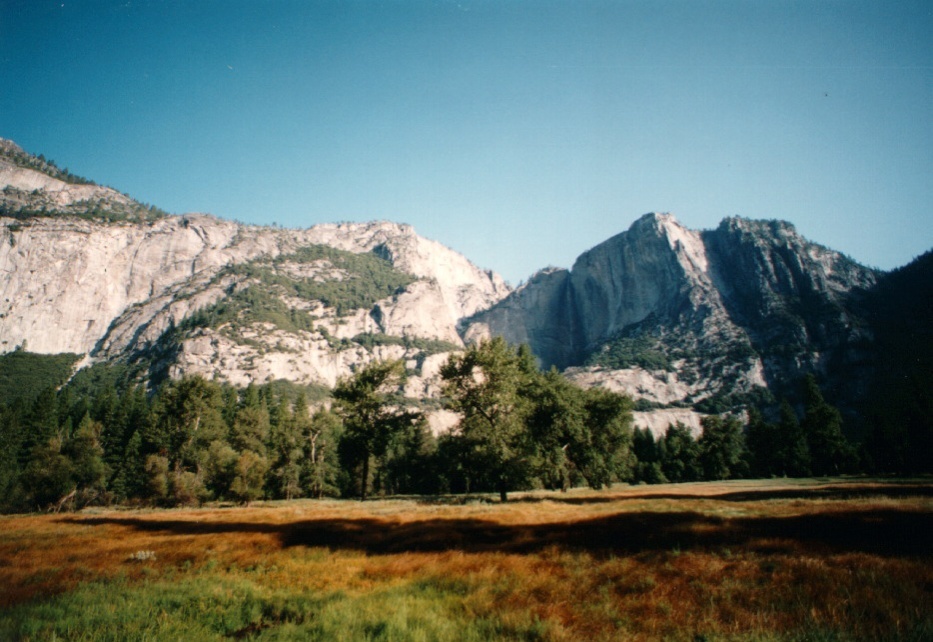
0;478;930;641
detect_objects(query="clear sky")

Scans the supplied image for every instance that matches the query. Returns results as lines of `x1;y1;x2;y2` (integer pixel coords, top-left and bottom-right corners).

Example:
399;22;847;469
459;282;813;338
2;0;930;284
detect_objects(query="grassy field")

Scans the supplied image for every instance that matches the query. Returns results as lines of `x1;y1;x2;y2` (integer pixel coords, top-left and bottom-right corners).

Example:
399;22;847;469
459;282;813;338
0;478;930;641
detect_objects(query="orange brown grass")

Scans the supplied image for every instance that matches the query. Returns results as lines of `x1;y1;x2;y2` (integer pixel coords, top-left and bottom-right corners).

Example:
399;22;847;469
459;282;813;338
1;478;930;640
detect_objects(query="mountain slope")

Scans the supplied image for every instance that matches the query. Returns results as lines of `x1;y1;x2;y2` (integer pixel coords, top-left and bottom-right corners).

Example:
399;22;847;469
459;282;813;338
0;139;509;396
2;139;918;437
464;213;879;414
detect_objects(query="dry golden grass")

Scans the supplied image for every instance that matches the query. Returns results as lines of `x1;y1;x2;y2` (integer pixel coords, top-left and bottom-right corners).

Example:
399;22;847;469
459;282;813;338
1;478;930;641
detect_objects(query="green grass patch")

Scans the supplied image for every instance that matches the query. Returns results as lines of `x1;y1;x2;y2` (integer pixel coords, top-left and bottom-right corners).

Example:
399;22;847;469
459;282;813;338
0;571;550;641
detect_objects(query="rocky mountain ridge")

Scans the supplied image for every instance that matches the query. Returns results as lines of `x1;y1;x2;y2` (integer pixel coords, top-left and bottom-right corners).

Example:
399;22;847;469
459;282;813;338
464;212;879;421
0;139;910;436
0;140;509;415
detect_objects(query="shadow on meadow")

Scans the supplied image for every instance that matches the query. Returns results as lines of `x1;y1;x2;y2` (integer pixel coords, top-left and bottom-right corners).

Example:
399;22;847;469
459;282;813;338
498;482;933;506
68;504;933;559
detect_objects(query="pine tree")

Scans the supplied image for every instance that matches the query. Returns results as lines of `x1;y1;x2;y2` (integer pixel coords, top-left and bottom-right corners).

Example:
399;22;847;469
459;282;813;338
21;387;59;465
801;375;852;476
65;414;109;506
231;402;271;456
745;407;781;477
777;399;810;477
633;427;667;484
22;436;74;510
0;402;26;511
146;376;227;505
304;404;343;499
111;429;146;500
268;399;301;500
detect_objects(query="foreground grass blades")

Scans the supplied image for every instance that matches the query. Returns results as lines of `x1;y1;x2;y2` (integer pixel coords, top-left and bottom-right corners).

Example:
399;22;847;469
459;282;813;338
1;479;931;641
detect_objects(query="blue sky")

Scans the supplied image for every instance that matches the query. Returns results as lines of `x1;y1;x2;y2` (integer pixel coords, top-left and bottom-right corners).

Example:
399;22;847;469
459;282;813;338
2;0;930;284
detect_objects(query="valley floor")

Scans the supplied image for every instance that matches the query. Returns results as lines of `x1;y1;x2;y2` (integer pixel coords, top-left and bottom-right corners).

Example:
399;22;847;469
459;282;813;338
1;478;930;641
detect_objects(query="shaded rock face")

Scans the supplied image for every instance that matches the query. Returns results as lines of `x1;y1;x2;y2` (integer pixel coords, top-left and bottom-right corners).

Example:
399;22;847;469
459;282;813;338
464;212;879;409
704;218;876;370
462;267;576;368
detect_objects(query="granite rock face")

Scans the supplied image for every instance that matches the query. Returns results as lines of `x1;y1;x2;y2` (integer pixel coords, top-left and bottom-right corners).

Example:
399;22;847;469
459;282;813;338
0;140;510;394
0;138;889;434
464;212;879;415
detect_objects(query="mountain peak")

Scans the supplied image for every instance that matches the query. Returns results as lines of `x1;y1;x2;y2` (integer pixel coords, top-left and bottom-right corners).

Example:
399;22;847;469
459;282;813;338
465;213;880;416
718;216;798;238
0;139;167;224
0;138;26;157
632;211;677;228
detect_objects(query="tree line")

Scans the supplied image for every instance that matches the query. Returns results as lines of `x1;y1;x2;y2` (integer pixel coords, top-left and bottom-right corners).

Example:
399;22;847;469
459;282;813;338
0;337;877;513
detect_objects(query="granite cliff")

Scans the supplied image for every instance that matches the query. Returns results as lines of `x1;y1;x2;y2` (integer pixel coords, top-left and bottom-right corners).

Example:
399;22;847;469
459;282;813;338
464;212;879;424
0;140;509;416
0;139;902;436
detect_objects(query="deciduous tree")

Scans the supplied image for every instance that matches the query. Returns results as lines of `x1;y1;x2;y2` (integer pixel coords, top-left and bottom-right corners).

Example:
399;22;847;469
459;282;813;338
699;414;746;480
334;359;421;501
441;337;535;501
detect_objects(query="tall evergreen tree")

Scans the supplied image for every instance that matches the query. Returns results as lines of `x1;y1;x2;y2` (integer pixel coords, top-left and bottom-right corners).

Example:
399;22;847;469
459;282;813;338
0;402;26;511
633;427;666;484
745;407;782;478
21;387;60;464
770;399;811;477
64;414;109;505
304;408;342;499
21;436;74;510
146;376;227;505
801;375;853;475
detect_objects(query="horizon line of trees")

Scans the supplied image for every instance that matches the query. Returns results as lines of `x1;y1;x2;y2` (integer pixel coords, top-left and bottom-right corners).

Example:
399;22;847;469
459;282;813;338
0;338;917;514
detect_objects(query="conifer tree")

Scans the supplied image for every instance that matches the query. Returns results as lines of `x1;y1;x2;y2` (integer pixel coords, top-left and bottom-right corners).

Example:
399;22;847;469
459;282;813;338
0;402;25;511
745;406;781;477
777;399;810;477
146;376;226;504
65;414;109;505
22;436;74;510
801;375;853;475
304;408;342;498
633;427;667;483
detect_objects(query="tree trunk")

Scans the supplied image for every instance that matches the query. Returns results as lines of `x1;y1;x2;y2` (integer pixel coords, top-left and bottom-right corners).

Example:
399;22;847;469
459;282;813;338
360;452;370;501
